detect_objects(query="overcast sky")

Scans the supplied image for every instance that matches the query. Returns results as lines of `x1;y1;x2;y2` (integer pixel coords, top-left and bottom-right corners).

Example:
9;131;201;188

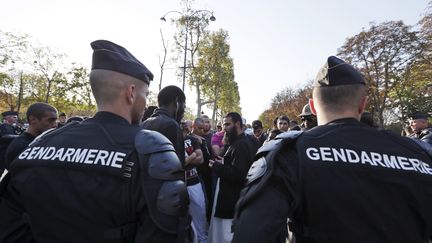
0;0;428;122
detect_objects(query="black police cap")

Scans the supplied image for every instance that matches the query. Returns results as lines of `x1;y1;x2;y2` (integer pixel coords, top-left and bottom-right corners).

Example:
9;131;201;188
2;111;18;117
409;112;428;120
314;56;365;87
91;40;153;84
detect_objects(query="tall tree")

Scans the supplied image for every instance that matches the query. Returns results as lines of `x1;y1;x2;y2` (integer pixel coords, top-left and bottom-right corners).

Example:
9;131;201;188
418;1;432;65
0;30;32;112
171;0;213;112
193;29;240;121
338;21;421;127
158;29;168;91
389;3;432;123
32;45;67;103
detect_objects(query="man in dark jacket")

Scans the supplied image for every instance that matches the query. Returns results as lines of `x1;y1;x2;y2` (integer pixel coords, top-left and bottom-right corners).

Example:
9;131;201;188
0;111;20;175
208;112;255;243
0;111;19;137
141;85;186;166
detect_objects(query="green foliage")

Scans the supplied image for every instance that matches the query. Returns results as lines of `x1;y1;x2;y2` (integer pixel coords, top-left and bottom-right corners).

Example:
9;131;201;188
183;107;195;121
0;30;96;116
192;29;241;123
338;21;423;127
0;30;29;65
262;6;432;132
259;82;312;129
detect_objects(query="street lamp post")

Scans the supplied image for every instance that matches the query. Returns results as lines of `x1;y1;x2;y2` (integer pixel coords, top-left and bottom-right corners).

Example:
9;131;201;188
160;9;216;91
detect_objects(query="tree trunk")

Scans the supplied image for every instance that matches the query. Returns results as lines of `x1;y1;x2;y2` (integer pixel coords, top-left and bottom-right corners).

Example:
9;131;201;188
45;78;51;103
196;82;202;117
211;85;219;127
17;71;23;113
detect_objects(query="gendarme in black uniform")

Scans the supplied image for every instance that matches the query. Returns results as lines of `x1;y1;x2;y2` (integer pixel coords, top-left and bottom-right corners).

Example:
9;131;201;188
0;111;21;175
4;132;35;170
0;40;189;243
408;112;432;146
232;56;432;243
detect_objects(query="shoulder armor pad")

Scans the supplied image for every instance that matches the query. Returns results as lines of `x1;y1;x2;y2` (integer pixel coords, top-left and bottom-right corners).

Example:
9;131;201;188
234;130;302;221
157;180;189;215
136;129;189;234
246;157;267;185
135;129;175;155
257;138;282;155
410;138;432;157
257;131;302;156
421;128;432;137
30;122;81;147
148;151;183;180
275;130;303;140
0;134;18;144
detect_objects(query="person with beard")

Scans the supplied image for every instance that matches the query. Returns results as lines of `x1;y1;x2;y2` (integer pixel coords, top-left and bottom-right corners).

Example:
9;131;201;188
207;112;255;243
141;85;186;166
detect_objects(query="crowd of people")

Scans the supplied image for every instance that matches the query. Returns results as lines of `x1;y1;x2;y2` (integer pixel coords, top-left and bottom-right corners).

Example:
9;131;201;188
0;40;431;243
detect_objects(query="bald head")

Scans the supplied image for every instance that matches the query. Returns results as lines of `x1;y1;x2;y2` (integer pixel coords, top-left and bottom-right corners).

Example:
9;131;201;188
193;117;205;136
90;69;146;108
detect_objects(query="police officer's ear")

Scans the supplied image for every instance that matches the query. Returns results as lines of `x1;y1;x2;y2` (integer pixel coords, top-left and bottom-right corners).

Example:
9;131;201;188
358;96;368;115
126;84;136;104
309;99;317;116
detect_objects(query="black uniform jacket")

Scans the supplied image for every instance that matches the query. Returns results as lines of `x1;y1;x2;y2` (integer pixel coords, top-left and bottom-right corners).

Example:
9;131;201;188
409;127;432;145
0;112;177;243
4;132;35;170
213;133;255;218
232;118;432;243
0;124;17;137
141;107;185;166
